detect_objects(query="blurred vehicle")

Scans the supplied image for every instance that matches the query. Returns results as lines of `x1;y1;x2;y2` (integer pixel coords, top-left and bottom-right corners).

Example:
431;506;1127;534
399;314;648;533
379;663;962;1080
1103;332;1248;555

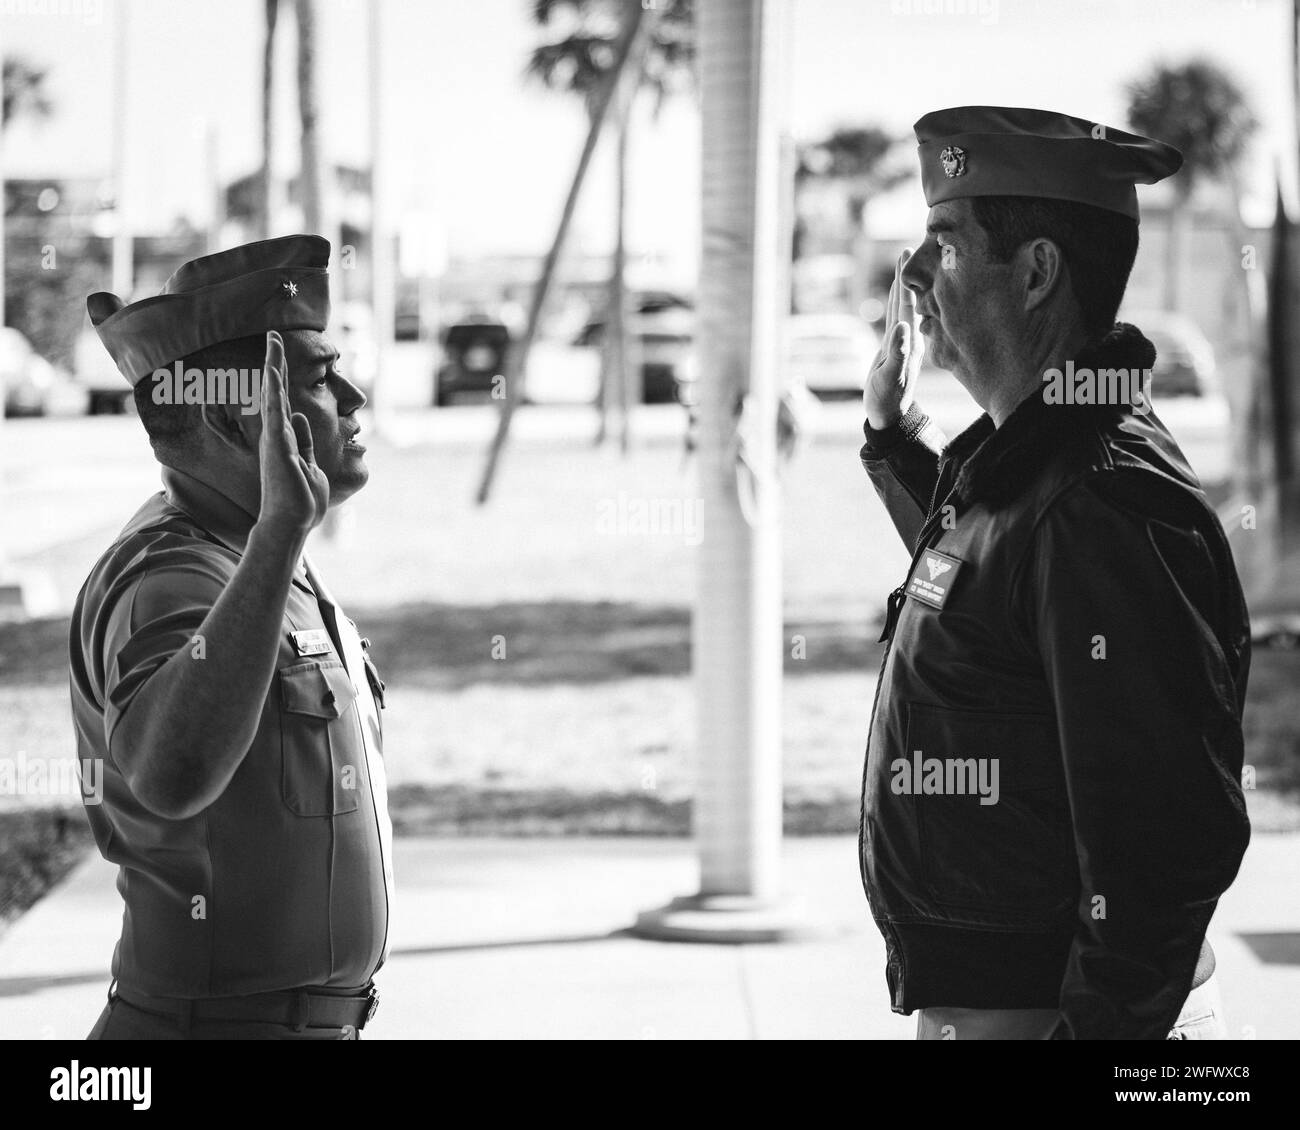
1120;310;1217;397
782;313;879;398
433;317;511;406
576;290;695;404
674;312;879;407
3;327;88;417
334;301;377;399
394;310;422;341
75;326;133;414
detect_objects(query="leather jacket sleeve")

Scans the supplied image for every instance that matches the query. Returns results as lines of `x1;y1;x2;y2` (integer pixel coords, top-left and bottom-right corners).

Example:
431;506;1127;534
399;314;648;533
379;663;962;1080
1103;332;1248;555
1020;470;1251;1040
859;404;947;550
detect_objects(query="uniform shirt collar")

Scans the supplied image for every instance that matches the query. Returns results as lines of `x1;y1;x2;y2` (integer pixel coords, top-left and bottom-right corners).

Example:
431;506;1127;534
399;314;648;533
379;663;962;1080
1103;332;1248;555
161;465;256;554
161;465;312;587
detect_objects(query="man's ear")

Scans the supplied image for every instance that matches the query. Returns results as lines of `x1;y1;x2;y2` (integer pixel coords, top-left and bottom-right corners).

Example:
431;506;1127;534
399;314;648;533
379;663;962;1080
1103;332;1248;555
1021;237;1067;314
200;400;258;454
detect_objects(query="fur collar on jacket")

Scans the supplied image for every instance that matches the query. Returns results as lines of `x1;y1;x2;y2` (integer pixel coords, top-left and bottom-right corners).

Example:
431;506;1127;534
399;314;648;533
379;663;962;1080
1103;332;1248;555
942;322;1157;510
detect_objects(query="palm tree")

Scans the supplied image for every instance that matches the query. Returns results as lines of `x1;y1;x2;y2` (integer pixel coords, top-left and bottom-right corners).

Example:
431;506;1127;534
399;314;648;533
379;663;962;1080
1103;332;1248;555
2;55;55;330
527;0;695;450
256;1;326;241
295;0;325;236
477;0;647;502
1126;59;1257;313
259;0;280;239
796;125;909;312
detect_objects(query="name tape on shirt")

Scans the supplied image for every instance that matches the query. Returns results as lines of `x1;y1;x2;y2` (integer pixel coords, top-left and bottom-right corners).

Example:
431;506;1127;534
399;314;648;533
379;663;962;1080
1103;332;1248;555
905;549;963;609
291;629;333;656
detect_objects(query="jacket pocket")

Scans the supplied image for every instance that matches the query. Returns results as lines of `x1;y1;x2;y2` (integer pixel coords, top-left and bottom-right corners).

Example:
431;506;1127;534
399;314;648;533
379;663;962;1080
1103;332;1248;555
279;659;361;817
905;702;1074;923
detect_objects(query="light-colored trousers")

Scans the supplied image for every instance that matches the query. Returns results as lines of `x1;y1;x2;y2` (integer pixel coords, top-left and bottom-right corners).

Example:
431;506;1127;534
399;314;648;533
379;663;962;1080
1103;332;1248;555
915;974;1226;1040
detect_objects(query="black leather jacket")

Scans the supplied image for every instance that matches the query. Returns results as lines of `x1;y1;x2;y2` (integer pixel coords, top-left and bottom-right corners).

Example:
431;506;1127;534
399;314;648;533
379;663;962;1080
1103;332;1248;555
858;324;1251;1039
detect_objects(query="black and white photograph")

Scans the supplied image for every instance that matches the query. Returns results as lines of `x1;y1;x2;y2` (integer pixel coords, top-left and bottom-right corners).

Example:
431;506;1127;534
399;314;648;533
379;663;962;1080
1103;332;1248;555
0;0;1295;1103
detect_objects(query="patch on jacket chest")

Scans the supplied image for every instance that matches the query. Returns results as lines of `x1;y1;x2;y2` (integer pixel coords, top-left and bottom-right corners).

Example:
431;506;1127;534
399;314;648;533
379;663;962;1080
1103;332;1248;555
905;549;963;609
290;628;333;656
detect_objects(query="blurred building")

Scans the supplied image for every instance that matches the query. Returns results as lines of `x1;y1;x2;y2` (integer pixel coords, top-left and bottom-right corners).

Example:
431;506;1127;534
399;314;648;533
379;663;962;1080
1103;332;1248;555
3;177;205;369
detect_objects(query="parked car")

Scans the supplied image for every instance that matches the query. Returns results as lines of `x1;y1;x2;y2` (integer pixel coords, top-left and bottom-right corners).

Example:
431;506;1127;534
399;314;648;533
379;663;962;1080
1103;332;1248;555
2;327;88;417
576;290;695;404
433;317;511;406
674;312;879;407
782;313;880;398
75;326;133;414
1119;310;1217;397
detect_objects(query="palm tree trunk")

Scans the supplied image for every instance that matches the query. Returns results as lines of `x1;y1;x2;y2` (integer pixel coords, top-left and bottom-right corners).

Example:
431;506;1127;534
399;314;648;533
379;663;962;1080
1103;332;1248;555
1162;191;1190;313
1225;176;1267;502
260;0;279;239
692;0;786;902
110;3;132;298
476;0;647;504
638;0;794;934
612;97;633;453
295;0;324;235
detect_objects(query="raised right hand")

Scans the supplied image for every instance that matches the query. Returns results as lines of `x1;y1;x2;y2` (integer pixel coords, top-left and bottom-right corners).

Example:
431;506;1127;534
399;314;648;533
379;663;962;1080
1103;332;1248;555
258;331;330;537
864;249;924;430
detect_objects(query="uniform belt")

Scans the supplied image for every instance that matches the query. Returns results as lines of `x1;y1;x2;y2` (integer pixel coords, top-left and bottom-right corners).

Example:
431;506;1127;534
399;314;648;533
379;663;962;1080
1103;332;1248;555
114;982;380;1031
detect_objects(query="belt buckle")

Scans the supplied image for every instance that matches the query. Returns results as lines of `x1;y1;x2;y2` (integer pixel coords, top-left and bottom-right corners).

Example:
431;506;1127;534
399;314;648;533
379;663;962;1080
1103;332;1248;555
363;987;380;1027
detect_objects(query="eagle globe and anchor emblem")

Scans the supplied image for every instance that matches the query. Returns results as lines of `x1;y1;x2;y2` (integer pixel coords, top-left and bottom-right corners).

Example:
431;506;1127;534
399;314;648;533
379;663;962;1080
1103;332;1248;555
939;145;967;178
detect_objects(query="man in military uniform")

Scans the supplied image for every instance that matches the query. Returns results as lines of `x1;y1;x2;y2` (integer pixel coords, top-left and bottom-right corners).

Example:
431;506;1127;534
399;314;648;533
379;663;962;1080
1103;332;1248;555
858;107;1250;1040
72;235;393;1040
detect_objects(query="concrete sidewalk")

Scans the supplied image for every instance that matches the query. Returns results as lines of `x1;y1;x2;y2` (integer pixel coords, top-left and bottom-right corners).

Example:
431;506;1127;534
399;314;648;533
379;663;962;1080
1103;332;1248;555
1;835;1297;1040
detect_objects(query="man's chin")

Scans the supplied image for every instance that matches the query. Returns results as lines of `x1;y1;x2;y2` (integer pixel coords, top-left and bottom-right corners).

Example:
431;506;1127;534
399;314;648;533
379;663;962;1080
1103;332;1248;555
922;339;951;372
326;463;369;506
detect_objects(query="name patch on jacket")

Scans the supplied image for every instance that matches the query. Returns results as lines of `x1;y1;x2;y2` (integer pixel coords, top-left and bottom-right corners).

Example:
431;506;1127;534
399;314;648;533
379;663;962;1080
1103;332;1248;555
290;629;333;656
905;549;963;609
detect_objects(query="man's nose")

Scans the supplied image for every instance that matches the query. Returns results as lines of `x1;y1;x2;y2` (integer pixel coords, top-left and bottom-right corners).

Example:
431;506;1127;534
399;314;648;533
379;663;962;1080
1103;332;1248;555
901;245;931;294
337;374;367;414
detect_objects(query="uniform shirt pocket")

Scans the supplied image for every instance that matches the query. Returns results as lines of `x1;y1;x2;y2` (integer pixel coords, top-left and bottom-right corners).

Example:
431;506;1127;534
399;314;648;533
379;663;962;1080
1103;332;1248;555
279;659;362;817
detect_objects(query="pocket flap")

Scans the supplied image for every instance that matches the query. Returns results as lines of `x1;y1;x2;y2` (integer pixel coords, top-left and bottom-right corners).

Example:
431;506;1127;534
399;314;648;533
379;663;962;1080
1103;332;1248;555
280;660;358;719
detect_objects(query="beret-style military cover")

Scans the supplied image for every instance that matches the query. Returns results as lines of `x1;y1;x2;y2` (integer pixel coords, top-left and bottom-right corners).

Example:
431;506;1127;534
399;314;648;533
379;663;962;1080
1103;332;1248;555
914;105;1184;221
86;234;332;387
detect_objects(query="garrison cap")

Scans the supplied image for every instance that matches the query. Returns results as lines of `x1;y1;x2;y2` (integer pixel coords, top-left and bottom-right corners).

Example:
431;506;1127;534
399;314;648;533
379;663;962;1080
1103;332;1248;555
914;106;1183;222
86;234;331;387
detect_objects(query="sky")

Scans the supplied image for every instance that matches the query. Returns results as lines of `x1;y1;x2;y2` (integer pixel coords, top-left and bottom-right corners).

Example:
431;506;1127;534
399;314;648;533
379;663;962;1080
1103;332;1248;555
1;0;1294;273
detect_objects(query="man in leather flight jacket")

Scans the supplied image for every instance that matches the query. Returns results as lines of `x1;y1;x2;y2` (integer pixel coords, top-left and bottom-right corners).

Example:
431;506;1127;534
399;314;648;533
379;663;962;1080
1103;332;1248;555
857;107;1251;1040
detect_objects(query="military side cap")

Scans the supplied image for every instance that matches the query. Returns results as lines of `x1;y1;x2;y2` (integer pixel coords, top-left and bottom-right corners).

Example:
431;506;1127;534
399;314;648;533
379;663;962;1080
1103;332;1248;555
914;106;1183;221
86;234;331;387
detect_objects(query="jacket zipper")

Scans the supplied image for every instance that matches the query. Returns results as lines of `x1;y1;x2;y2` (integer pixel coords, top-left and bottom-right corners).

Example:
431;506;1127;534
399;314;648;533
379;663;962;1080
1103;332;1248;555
878;456;956;645
863;454;955;1001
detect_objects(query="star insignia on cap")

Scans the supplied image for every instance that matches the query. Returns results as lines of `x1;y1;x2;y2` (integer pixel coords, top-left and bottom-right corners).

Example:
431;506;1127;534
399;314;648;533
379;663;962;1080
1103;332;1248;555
280;279;299;299
939;145;967;178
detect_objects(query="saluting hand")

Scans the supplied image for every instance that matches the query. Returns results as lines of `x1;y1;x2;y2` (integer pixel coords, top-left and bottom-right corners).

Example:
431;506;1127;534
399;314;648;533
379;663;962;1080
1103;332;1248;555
864;249;924;430
258;331;330;537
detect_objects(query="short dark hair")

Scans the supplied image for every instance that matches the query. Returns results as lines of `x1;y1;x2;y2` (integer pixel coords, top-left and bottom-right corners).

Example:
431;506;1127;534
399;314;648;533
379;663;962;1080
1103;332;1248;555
133;335;265;455
968;195;1139;344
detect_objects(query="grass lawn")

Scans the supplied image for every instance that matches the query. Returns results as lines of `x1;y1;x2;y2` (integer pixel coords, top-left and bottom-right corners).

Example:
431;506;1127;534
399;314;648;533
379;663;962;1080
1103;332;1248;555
1;424;1296;892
